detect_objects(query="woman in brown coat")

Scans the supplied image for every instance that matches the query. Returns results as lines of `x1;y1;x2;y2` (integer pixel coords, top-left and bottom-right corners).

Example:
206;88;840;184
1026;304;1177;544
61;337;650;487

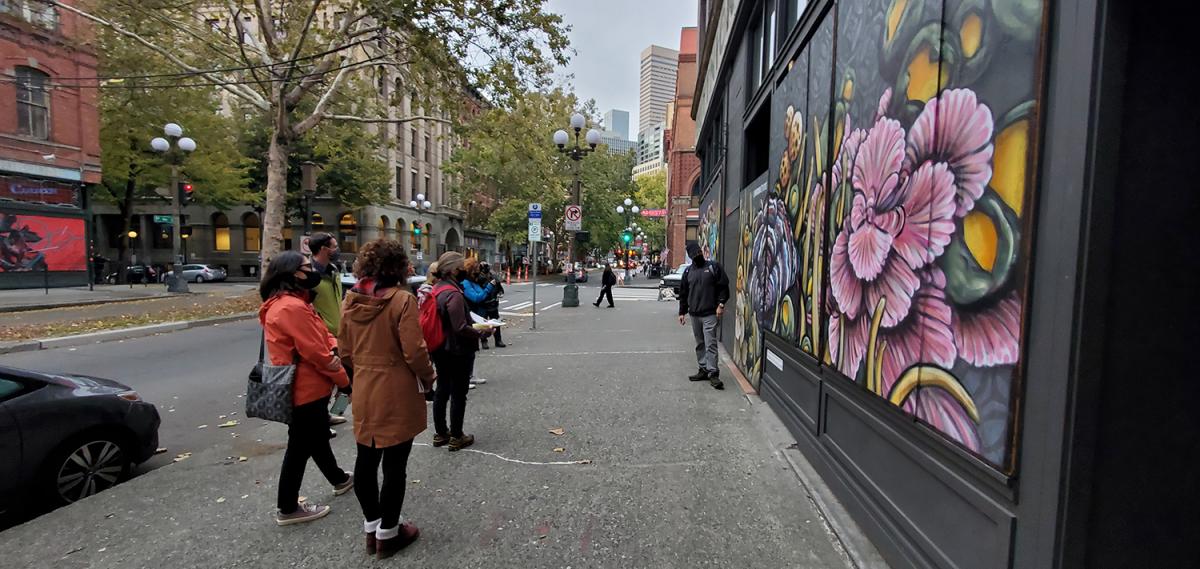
339;240;436;559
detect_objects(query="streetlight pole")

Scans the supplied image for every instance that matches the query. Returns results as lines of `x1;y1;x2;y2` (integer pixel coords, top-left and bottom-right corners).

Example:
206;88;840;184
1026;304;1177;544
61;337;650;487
150;123;196;293
616;198;639;283
553;113;601;308
409;193;432;266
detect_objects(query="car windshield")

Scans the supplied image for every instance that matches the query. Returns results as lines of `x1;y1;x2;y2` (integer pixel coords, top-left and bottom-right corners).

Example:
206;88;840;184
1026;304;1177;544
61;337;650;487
675;264;690;274
206;265;221;270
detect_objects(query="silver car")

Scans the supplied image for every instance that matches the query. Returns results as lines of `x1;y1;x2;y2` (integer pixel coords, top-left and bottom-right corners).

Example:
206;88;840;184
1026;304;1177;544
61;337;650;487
167;264;226;283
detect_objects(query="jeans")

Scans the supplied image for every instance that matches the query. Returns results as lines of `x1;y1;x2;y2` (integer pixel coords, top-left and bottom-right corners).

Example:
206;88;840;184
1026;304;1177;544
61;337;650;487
433;350;475;437
691;314;719;374
278;399;349;513
354;440;414;530
594;285;614;306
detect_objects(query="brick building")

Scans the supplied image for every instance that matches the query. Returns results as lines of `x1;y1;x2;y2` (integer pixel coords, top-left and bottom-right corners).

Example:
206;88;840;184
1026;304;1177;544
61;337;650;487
663;27;700;268
0;0;101;289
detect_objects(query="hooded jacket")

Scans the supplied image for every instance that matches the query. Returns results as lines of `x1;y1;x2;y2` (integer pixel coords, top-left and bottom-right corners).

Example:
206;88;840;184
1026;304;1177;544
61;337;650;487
310;259;343;335
258;291;349;407
339;278;437;447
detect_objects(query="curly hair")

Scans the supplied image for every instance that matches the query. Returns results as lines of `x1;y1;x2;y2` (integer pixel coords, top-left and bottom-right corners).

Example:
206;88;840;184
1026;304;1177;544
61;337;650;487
353;239;410;287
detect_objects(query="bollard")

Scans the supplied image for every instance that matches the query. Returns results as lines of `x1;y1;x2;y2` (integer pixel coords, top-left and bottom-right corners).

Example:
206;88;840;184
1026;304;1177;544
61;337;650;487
44;264;49;294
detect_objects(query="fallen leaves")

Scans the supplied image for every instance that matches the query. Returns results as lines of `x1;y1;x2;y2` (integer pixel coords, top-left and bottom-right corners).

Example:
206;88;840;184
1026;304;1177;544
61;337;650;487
172;452;192;463
553;447;565;453
217;420;239;428
154;447;168;455
216;497;226;504
197;425;208;429
0;292;262;341
548;428;564;436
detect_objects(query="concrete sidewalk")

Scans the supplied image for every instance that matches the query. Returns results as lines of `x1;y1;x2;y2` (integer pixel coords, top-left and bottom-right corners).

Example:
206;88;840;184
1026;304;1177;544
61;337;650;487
0;284;174;312
2;296;882;569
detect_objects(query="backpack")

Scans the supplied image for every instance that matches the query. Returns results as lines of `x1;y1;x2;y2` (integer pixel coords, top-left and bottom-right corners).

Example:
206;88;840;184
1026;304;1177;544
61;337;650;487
419;283;457;352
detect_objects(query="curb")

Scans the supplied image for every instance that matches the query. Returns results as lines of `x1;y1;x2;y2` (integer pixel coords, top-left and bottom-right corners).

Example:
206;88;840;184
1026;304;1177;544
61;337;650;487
0;293;180;314
0;312;257;354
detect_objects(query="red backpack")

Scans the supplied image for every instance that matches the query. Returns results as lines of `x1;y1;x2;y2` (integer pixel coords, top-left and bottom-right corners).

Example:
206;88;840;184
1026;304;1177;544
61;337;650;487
419;283;457;352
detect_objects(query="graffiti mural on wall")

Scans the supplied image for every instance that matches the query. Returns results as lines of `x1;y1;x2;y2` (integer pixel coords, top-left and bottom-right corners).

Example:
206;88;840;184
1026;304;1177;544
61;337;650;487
744;0;1044;469
0;212;87;272
697;193;720;261
733;181;768;384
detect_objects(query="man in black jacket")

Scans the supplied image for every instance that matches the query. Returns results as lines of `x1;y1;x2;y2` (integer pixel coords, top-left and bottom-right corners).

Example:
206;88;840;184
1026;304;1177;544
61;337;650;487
594;264;617;307
678;243;730;390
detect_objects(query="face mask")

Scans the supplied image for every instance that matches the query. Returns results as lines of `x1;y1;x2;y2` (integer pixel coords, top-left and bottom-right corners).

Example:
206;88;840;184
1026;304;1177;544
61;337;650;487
297;269;322;290
328;250;341;263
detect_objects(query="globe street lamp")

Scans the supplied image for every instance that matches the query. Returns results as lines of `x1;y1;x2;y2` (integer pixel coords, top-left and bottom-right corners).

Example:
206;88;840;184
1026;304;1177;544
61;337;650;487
616;199;639;282
409;193;433;262
150;123;196;293
553;112;601;307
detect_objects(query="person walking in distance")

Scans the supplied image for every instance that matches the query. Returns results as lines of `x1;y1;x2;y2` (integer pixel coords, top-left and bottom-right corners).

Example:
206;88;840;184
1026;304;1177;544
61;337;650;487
594;264;616;307
431;252;492;450
258;251;354;526
306;232;349;430
678;243;730;390
339;240;436;558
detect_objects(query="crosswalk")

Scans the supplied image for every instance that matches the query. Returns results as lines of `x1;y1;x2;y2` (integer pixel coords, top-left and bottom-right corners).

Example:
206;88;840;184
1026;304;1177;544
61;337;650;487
497;288;664;315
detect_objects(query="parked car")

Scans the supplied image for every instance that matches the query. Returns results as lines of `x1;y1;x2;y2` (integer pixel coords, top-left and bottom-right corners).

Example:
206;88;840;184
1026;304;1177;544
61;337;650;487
563;262;588;283
658;263;691;300
165;264;227;283
0;366;161;512
104;264;156;284
339;271;426;297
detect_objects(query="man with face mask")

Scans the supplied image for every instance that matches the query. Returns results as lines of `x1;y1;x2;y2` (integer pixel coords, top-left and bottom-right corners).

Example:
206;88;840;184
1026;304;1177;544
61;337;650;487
678;243;730;390
307;233;349;428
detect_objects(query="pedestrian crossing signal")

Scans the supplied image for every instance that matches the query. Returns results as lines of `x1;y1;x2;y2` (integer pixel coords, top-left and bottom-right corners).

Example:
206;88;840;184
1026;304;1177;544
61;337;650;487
622;231;632;243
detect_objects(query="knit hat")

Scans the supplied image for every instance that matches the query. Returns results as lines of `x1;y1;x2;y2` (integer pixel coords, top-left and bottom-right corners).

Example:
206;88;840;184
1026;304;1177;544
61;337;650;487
686;243;702;259
436;252;465;276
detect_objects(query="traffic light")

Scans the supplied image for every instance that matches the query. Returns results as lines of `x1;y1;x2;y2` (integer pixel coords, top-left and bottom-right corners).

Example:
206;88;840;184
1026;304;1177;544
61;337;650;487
412;221;422;236
622;231;632;244
179;181;194;202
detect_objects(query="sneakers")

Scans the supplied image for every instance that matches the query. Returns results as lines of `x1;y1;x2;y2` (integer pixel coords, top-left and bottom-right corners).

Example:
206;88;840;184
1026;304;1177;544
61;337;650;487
448;434;475;451
481;342;490;350
376;522;420;559
276;502;331;526
709;373;725;390
688;368;709;381
470;377;487;385
333;472;354;496
329;428;337;439
431;433;450;447
495;342;507;348
329;415;348;425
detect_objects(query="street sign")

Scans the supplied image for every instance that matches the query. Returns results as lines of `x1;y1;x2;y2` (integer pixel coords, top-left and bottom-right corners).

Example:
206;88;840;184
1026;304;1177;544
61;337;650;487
528;202;542;242
564;204;582;231
154;215;172;224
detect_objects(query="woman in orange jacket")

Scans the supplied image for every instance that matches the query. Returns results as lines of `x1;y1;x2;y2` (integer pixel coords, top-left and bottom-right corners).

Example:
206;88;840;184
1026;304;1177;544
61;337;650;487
259;251;354;526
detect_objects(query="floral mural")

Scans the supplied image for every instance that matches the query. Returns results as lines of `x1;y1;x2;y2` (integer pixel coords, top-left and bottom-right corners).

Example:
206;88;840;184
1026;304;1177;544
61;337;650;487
697;195;720;262
733;182;768;384
744;0;1044;470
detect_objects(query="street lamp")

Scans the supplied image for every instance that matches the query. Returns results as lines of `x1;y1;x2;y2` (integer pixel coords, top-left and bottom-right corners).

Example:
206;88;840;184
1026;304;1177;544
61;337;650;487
616;198;640;282
553;112;601;307
409;193;433;262
150;122;196;293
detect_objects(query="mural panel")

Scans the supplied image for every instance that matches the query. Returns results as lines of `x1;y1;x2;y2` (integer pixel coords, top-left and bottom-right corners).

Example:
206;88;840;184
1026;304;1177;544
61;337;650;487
817;0;1042;470
697;192;720;261
0;211;87;272
733;180;768;383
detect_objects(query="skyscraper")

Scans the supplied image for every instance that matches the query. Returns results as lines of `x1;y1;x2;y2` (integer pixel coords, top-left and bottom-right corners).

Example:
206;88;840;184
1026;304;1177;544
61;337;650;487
638;45;679;134
603;109;630;141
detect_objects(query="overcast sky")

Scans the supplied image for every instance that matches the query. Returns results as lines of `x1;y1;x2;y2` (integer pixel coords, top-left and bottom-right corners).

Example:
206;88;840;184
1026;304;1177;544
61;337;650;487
545;0;697;139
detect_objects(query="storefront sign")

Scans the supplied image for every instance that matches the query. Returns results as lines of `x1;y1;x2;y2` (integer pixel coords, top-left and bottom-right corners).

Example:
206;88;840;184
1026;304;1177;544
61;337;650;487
0;177;79;206
639;208;667;218
0;210;86;272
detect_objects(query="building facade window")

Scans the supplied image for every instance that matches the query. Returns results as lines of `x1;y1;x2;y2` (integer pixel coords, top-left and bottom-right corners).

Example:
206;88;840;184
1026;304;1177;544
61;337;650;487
212;213;231;252
424;135;431;162
15;66;50;140
243;212;261;251
1;1;59;30
337;213;358;253
410;127;418;156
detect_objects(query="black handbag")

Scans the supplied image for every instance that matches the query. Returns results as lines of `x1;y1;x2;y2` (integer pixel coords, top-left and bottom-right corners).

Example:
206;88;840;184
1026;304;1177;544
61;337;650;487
245;330;296;424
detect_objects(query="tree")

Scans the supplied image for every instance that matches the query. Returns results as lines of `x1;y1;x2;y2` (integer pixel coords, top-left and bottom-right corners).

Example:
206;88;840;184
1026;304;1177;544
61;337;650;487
632;170;667;253
94;10;252;271
67;0;569;273
443;88;639;262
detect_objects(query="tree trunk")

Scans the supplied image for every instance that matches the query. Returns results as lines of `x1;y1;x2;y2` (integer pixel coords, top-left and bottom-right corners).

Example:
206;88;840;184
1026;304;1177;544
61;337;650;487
260;99;291;278
117;158;137;284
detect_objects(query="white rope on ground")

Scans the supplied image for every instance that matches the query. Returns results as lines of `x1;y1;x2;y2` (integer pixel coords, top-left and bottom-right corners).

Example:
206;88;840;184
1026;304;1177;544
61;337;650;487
413;442;592;466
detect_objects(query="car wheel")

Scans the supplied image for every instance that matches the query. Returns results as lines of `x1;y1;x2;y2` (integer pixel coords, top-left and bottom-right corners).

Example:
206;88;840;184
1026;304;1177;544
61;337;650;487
43;434;132;505
195;275;205;283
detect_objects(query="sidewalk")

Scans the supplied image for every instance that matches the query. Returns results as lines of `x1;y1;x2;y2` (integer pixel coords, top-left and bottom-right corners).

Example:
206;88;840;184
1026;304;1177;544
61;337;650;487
0;284;175;312
2;294;881;569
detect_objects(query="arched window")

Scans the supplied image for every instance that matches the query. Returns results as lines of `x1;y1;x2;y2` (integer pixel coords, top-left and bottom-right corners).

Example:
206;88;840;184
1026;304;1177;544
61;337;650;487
212;213;231;251
338;212;358;253
310;212;324;230
15;66;50;140
378;215;390;239
242;212;261;252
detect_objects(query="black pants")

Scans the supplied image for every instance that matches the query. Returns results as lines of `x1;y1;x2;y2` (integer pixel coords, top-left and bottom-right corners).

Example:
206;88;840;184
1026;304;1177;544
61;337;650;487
485;308;503;345
433;350;475;437
278;398;349;513
354;440;413;529
595;285;614;307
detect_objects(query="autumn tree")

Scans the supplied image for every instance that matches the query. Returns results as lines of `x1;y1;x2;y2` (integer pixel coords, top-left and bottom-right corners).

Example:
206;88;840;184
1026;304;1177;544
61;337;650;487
65;0;569;272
